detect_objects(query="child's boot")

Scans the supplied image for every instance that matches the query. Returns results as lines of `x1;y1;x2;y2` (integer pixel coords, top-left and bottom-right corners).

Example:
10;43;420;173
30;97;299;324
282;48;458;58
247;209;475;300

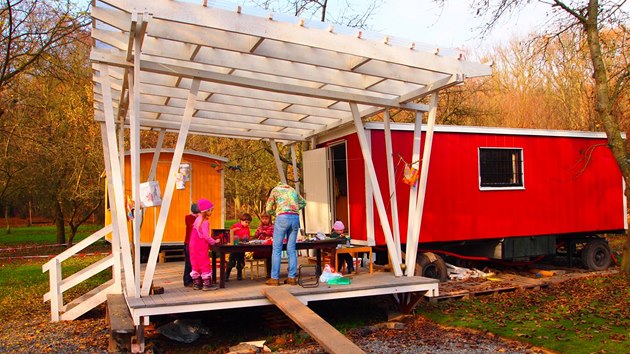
201;274;218;291
191;271;202;290
237;268;243;281
192;277;202;290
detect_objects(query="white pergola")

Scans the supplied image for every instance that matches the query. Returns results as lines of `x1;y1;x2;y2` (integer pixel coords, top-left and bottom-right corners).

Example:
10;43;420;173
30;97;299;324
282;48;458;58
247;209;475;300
91;0;491;299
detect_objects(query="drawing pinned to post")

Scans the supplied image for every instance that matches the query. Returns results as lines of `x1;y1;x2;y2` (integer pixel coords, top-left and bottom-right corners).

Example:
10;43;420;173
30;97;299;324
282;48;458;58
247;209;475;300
140;181;162;207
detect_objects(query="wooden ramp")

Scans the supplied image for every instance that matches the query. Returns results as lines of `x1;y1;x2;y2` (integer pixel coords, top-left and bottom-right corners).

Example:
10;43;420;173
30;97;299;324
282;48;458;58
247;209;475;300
262;287;365;354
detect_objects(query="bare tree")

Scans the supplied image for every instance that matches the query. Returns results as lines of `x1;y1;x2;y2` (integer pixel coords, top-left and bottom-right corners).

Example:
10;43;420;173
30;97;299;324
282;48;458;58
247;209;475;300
244;0;383;28
437;0;630;275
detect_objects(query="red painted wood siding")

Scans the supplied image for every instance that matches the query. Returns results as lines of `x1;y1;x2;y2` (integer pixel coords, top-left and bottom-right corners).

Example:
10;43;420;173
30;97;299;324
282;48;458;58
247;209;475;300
349;130;624;245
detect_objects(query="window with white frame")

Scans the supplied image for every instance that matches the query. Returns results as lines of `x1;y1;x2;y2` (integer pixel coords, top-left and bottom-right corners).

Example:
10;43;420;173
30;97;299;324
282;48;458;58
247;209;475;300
479;148;524;188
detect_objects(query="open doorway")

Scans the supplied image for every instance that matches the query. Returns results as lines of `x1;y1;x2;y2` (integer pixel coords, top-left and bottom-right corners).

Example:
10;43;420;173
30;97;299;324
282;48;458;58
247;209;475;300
330;143;349;232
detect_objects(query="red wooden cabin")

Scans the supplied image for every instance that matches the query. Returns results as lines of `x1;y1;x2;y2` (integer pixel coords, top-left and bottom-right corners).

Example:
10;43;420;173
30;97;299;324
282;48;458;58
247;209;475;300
305;123;626;279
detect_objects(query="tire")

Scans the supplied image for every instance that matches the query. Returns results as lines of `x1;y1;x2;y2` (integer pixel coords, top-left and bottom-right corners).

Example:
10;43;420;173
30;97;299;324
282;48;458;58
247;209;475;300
581;239;612;271
415;252;448;282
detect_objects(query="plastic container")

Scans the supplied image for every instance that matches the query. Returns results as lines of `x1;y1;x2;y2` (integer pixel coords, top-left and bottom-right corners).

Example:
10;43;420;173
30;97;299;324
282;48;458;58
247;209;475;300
234;235;240;245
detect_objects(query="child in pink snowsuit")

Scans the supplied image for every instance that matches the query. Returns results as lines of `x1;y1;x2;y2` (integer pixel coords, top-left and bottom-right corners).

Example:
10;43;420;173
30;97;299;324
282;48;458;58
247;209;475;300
189;198;219;291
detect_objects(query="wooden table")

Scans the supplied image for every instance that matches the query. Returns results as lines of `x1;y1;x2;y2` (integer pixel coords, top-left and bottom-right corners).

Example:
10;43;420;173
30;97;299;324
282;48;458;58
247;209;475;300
211;238;342;288
332;246;373;274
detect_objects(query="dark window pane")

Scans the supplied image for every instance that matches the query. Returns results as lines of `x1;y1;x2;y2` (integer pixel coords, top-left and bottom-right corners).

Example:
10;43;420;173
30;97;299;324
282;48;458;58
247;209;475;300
479;148;523;187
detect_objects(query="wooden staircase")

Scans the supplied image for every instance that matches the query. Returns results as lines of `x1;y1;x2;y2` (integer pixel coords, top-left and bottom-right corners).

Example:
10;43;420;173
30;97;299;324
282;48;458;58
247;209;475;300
42;225;120;322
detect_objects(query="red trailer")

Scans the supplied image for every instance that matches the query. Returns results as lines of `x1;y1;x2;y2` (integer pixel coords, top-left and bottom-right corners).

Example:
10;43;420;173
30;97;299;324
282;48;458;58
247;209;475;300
304;123;626;280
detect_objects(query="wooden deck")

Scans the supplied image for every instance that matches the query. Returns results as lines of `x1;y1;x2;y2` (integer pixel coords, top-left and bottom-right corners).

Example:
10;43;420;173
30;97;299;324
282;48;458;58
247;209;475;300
125;260;439;324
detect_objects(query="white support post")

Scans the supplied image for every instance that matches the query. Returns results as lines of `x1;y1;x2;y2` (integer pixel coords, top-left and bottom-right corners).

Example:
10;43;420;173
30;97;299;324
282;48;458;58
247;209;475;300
141;78;200;296
100;124;122;291
98;63;137;297
383;110;402;257
406;93;438;276
147;129;166;182
269;139;287;184
291;144;300;194
129;20;143;295
350;103;402;276
405;111;423;273
48;258;61;322
290;144;305;235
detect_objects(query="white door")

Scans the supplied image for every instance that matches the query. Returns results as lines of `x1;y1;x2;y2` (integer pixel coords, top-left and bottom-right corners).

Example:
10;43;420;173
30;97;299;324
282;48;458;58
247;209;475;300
303;148;331;234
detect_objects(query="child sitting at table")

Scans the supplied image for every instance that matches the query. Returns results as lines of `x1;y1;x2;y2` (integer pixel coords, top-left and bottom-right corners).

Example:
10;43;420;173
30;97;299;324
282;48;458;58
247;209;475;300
330;221;354;273
226;213;252;281
254;213;274;240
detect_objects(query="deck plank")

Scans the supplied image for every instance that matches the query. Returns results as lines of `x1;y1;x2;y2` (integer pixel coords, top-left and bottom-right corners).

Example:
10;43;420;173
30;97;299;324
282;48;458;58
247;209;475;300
263;287;365;354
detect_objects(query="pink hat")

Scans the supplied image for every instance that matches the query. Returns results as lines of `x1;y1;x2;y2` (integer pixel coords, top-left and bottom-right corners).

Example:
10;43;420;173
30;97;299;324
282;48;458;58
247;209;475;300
198;198;214;212
333;221;344;231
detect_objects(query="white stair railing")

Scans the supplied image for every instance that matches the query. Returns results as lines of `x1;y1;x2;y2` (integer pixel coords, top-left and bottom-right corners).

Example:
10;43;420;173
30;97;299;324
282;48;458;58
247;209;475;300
42;224;117;322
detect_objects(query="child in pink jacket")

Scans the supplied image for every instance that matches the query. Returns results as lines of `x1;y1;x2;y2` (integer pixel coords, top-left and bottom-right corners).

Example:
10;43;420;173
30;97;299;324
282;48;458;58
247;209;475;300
189;198;220;291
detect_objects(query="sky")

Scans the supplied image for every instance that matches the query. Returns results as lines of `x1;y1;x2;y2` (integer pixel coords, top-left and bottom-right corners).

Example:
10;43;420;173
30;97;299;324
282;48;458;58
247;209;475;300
371;0;552;50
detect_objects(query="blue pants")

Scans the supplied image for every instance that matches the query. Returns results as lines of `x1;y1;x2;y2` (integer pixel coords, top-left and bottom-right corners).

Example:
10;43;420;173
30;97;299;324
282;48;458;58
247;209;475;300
271;214;300;279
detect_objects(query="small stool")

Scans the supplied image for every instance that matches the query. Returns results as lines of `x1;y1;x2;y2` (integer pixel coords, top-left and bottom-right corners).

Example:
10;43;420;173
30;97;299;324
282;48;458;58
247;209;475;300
245;259;267;279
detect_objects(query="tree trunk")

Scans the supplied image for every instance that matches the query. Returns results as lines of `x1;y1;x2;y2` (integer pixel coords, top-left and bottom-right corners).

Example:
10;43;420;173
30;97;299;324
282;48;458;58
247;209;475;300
54;201;65;245
4;206;10;235
583;0;630;276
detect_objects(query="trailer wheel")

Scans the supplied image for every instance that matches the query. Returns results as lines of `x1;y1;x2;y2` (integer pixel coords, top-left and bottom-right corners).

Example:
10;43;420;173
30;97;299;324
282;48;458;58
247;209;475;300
415;252;448;282
581;239;612;271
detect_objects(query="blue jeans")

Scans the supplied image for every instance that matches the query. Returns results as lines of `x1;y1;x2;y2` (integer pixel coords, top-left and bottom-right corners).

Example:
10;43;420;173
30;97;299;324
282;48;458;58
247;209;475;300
271;213;300;279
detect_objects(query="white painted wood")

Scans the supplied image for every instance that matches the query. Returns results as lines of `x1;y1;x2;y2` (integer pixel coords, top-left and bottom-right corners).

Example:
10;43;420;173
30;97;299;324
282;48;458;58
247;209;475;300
130;26;143;296
303;148;331;234
269;139;287;185
101;125;122;291
97;0;491;77
89;51;417;109
141;78;200;296
57;255;114;294
291;144;300;195
364;142;375;247
405;111;423;273
60;282;117;321
350;103;402;276
42;225;113;270
147;129;165;182
94;112;306;141
383;111;401;258
363;122;618;139
406;94;438;277
48;259;61;322
97;63;137;297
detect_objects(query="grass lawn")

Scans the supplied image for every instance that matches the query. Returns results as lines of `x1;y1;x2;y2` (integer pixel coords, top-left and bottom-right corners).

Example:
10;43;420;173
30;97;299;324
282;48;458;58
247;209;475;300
417;273;630;353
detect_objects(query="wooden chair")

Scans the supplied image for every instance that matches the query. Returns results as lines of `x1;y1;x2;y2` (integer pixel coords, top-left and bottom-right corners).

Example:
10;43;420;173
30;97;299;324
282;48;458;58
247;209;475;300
244;258;267;279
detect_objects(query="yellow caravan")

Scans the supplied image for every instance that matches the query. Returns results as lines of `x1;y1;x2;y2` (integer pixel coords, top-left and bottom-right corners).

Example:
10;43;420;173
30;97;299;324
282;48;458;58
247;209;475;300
105;149;227;246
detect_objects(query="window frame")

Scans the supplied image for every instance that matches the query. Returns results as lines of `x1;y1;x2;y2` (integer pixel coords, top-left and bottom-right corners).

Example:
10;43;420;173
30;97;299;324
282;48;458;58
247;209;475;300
478;147;525;191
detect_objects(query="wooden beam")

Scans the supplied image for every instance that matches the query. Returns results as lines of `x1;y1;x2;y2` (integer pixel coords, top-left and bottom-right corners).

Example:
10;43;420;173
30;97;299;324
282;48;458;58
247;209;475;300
147;129;165;182
383;110;402;258
141;78;201;296
90;49;420;109
406;93;439;277
100;124;122;292
350;103;402;276
405;111;423;274
96;0;491;77
129;24;143;295
97;63;137;297
269;139;287;184
262;287;365;354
